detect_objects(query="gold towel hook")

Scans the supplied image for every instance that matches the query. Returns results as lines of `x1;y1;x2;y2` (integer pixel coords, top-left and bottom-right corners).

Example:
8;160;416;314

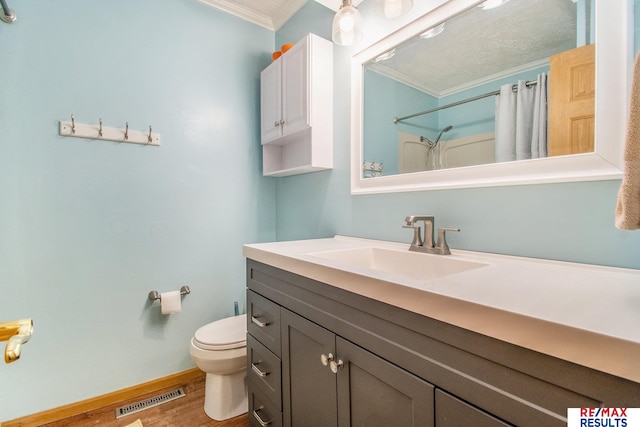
0;319;33;364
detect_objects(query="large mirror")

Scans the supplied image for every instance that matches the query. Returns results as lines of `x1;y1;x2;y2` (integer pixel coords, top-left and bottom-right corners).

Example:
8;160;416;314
351;0;632;194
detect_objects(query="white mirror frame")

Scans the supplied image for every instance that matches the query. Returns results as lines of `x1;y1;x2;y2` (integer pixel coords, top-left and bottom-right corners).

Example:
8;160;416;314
351;0;633;194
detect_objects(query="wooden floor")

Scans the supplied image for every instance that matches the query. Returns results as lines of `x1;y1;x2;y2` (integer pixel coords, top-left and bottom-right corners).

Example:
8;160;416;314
40;374;250;427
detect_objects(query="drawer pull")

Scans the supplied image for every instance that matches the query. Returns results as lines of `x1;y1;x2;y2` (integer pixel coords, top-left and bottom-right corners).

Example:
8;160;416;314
251;362;270;377
253;406;272;426
251;315;269;328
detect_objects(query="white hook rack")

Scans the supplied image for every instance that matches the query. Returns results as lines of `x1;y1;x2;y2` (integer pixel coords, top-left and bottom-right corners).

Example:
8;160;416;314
59;115;160;146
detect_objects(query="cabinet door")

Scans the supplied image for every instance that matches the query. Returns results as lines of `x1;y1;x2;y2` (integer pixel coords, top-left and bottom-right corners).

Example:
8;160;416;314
336;337;435;427
282;309;337;427
261;59;282;143
281;40;309;136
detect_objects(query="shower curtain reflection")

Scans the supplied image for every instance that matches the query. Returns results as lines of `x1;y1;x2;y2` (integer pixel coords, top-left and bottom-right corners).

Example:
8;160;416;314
494;73;548;162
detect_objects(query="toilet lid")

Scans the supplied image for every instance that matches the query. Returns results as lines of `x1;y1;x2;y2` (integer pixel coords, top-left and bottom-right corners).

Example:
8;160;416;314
193;314;246;351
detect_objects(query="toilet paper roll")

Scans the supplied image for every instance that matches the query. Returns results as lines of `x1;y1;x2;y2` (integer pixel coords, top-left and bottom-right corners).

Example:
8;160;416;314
160;290;182;315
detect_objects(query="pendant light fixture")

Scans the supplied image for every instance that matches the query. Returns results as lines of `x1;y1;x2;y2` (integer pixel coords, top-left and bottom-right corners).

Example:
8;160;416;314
332;0;363;46
374;0;413;18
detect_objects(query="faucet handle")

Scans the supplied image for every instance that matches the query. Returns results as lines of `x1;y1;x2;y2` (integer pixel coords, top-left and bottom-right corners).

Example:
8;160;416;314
402;225;423;247
436;228;460;255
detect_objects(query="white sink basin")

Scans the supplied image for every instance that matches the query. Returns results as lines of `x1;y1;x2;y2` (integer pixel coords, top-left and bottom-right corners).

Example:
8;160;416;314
307;247;488;281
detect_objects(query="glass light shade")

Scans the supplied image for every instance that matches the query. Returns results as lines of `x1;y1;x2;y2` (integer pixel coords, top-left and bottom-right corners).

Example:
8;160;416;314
332;4;363;46
374;0;413;18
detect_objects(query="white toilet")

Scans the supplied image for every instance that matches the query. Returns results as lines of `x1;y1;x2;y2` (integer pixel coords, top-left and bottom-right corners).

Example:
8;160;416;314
189;314;248;420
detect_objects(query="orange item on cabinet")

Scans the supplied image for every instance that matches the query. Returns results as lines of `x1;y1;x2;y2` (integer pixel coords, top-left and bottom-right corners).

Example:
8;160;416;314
272;51;282;61
281;43;294;53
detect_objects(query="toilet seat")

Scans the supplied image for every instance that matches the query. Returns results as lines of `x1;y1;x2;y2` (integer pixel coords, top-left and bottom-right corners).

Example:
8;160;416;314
193;314;246;351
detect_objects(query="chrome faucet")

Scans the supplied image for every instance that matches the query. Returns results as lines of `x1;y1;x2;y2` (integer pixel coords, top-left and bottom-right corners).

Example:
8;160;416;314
403;215;459;255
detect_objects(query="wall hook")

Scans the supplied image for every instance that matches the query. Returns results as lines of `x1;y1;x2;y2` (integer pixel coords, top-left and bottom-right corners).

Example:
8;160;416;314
59;117;160;146
0;5;17;24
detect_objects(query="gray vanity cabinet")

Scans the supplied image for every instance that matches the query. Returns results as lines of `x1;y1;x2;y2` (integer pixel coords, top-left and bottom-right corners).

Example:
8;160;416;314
246;259;640;427
281;308;434;427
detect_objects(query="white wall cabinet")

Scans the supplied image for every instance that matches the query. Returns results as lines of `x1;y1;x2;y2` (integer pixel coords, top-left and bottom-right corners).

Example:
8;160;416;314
260;33;333;177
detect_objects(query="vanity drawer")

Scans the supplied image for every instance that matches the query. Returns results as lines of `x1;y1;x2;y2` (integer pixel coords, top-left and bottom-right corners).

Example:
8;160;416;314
247;290;281;356
247;333;282;409
436;389;513;427
249;379;283;427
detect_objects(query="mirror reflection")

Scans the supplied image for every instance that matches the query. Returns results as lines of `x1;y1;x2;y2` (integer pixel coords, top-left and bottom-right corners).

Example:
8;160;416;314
362;0;594;178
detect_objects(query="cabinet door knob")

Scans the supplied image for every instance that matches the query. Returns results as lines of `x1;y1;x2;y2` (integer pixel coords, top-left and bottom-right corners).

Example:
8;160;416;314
251;315;269;328
274;121;280;127
330;359;344;374
320;352;334;366
253;406;272;426
279;119;285;126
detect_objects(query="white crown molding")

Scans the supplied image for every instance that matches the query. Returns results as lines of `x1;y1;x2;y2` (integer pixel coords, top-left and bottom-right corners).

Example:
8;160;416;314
366;63;440;96
198;0;363;31
198;0;272;30
199;0;307;31
367;57;551;99
438;58;551;97
273;0;309;30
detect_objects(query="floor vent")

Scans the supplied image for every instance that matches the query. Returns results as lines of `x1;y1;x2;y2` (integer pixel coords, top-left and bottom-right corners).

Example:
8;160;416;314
115;387;186;418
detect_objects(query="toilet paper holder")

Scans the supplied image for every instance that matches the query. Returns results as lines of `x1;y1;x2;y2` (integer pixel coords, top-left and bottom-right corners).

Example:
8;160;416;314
148;285;190;302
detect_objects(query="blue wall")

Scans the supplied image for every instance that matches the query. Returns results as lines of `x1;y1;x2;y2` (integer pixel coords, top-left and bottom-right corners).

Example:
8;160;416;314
1;0;639;422
0;0;274;421
363;70;437;175
275;1;640;269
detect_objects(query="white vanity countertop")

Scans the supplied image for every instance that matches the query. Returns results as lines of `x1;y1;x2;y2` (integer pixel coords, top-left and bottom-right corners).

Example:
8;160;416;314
243;235;640;383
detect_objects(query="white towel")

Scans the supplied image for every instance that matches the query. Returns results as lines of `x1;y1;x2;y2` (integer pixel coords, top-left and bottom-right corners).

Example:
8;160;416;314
615;52;640;230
